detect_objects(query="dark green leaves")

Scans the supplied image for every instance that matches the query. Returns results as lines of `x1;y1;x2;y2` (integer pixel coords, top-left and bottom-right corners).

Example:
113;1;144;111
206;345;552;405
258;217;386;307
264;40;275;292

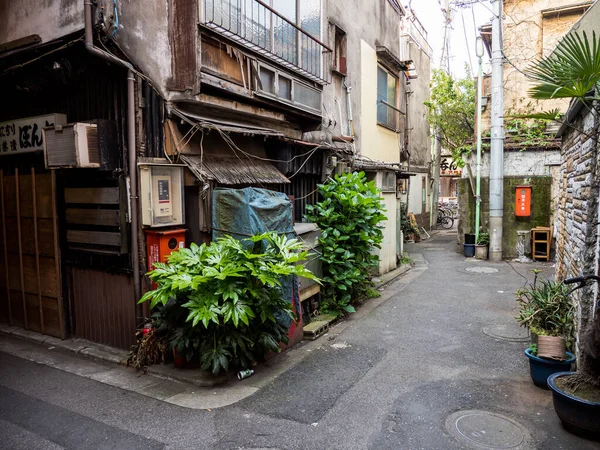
138;232;320;375
305;172;386;317
526;31;600;101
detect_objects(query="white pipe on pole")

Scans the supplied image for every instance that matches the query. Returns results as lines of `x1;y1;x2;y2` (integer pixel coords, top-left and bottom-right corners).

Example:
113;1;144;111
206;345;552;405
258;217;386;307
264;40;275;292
489;0;504;262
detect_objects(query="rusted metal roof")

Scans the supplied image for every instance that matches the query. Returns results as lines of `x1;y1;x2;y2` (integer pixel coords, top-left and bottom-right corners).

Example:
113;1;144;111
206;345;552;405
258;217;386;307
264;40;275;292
172;108;284;138
181;154;290;185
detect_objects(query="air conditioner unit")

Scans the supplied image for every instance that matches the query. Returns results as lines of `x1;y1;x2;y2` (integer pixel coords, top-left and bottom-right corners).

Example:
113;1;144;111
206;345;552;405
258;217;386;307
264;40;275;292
43;123;99;169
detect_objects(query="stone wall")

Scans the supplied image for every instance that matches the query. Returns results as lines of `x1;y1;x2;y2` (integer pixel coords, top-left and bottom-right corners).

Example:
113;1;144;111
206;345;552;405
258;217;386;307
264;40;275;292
458;176;552;259
555;104;600;345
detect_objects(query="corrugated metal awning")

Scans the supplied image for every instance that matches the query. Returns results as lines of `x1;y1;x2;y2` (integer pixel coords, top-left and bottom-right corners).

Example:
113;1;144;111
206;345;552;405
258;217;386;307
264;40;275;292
181;154;290;185
172;108;285;138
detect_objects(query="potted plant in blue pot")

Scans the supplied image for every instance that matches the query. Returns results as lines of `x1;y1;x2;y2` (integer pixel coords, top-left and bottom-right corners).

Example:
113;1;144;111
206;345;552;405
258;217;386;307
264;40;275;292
516;275;575;389
546;276;600;439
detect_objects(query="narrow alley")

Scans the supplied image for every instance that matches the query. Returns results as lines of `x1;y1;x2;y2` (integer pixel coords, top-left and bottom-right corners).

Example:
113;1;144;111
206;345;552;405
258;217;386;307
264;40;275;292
1;231;597;450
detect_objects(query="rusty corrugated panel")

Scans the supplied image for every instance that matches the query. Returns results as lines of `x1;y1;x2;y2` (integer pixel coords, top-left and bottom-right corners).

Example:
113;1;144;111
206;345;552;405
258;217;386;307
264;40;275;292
182;154;290;185
70;267;136;349
170;0;198;92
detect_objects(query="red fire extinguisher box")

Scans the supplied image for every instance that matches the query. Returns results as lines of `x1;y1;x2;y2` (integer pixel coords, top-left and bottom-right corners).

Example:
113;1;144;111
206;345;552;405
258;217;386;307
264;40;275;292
515;186;532;217
145;228;186;274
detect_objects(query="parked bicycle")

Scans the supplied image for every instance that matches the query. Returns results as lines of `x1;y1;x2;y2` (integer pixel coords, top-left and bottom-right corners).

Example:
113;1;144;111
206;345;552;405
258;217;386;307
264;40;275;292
437;209;454;229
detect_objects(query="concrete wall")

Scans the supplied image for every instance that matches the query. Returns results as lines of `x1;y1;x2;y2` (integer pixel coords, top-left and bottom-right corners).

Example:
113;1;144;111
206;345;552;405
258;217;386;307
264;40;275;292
110;0;173;99
465;148;560;178
555;104;600;352
458;176;552;259
502;0;587;117
379;192;398;274
359;40;402;164
322;0;405;163
402;34;431;169
0;0;83;47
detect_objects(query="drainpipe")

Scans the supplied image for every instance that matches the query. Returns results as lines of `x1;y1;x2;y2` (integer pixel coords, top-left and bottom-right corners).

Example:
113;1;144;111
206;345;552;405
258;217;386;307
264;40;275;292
85;1;141;304
474;37;485;244
343;78;354;137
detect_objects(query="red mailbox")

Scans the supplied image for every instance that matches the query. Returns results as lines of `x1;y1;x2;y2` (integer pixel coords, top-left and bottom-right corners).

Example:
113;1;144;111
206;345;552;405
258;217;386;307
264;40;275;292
516;186;531;217
145;228;186;276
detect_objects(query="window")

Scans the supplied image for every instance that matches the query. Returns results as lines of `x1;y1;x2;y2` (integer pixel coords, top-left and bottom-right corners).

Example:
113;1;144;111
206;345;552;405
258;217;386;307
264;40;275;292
377;65;398;130
333;26;347;74
256;62;322;113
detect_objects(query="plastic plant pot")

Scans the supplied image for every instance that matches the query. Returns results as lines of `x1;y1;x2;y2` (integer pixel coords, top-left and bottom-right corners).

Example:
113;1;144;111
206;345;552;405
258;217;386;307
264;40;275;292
524;348;574;388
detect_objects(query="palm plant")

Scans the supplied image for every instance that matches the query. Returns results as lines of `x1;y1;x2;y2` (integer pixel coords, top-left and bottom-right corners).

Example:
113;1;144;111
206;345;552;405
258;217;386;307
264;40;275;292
519;31;600;389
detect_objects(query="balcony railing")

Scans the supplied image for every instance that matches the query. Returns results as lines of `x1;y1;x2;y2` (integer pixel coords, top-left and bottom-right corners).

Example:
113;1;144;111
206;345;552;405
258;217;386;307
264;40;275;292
201;0;331;83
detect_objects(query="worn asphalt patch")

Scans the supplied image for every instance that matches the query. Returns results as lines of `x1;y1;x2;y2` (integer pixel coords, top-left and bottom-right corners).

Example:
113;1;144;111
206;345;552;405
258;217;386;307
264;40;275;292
239;344;385;424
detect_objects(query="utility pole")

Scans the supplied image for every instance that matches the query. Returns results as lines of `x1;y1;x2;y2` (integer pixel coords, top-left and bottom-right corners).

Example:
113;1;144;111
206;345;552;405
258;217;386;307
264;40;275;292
489;0;504;261
432;0;453;228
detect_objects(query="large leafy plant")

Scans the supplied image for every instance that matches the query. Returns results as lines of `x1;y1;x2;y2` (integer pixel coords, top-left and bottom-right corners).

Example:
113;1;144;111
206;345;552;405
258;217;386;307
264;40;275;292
139;232;319;374
305;172;386;316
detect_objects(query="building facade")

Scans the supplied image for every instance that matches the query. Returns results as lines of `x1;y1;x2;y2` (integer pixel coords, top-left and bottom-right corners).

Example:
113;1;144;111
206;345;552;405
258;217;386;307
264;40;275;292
0;0;431;347
458;0;592;256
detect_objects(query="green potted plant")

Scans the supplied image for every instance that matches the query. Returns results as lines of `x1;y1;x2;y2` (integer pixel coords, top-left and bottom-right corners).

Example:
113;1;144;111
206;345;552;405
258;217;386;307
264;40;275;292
138;232;319;375
515;273;575;388
475;232;489;260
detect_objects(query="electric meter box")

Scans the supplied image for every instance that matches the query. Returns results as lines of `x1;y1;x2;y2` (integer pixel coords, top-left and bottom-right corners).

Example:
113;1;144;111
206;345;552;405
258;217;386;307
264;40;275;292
139;163;185;227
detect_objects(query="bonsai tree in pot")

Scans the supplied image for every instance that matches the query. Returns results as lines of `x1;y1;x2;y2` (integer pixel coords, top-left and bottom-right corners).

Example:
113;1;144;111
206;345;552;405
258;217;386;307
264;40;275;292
475;232;489;260
515;272;575;387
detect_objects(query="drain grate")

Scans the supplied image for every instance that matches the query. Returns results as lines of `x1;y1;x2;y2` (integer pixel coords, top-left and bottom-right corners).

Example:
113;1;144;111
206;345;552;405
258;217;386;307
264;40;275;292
446;410;530;449
465;267;499;274
482;325;530;342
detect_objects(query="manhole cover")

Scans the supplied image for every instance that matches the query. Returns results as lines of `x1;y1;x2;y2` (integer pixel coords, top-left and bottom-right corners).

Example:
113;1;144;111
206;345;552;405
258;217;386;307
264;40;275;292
446;410;529;449
465;267;499;274
482;325;530;342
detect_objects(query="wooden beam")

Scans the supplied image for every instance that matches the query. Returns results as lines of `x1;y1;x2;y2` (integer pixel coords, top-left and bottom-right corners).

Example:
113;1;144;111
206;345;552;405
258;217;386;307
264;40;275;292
51;171;65;339
31;168;45;334
15;169;28;329
67;230;123;247
64;187;120;204
66;209;121;227
0;170;12;325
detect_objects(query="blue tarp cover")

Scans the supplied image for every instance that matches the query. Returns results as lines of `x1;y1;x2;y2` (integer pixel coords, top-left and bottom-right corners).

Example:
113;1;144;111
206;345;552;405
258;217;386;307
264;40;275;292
212;187;297;325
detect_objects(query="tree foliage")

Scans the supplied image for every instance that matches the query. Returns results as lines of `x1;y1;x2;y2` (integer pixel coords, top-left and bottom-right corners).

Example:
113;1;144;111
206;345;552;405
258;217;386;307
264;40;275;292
305;172;386;316
139;232;319;374
425;68;476;166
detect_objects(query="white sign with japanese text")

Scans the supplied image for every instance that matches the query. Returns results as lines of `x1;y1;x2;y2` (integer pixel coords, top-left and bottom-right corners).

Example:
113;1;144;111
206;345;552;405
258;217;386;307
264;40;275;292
0;114;67;156
440;157;462;177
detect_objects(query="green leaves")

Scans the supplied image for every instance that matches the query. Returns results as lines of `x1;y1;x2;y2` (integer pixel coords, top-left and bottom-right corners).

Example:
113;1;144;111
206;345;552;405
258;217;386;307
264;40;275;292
526;31;600;101
305;172;386;317
138;231;319;375
425;67;476;166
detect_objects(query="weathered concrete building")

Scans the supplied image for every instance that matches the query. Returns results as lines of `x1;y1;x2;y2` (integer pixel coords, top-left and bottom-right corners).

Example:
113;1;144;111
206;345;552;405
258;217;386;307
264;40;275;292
458;0;592;258
0;0;431;347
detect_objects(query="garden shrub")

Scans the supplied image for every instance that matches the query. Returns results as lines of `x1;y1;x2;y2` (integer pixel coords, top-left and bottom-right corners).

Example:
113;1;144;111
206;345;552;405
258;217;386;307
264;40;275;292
305;172;386;315
139;232;319;375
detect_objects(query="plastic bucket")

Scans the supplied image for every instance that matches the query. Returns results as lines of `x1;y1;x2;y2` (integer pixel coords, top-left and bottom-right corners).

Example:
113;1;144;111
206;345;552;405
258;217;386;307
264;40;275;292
464;233;476;245
464;243;475;257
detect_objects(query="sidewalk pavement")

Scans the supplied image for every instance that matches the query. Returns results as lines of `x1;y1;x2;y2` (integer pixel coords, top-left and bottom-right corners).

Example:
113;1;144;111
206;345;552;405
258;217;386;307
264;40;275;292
0;261;412;410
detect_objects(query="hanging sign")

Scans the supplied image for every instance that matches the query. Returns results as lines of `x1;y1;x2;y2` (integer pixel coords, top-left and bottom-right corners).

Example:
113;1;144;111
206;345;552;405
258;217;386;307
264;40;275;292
0;114;67;156
440;157;462;176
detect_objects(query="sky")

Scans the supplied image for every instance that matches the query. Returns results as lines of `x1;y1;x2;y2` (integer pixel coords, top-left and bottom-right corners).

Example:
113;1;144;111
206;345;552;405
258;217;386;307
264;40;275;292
408;0;494;78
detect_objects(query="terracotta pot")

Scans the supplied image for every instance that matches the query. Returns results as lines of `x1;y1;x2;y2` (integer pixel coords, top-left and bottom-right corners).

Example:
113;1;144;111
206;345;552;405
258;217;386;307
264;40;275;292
537;335;566;360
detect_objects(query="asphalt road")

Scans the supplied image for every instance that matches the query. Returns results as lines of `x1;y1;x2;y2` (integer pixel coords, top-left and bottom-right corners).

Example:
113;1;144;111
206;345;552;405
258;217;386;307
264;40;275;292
1;233;599;450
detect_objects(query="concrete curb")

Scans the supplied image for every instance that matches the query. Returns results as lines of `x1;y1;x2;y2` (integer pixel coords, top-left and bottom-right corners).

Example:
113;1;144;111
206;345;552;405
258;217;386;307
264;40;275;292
0;262;418;409
0;324;128;365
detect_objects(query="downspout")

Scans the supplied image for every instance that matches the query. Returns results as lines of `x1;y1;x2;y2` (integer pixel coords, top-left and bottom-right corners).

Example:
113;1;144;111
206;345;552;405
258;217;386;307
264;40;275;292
85;1;141;304
343;78;354;137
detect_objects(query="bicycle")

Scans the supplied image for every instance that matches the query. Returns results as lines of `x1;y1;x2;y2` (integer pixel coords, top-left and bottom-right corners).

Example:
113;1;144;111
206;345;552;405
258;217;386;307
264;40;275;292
437;209;454;229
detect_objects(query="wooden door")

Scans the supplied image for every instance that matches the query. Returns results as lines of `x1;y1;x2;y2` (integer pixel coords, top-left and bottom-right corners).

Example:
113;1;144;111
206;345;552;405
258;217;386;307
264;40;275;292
0;168;65;337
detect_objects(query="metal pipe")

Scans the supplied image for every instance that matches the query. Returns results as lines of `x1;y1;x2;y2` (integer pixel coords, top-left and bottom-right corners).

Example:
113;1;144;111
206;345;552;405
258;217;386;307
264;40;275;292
84;1;141;303
475;38;484;244
489;0;504;262
343;78;354;137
